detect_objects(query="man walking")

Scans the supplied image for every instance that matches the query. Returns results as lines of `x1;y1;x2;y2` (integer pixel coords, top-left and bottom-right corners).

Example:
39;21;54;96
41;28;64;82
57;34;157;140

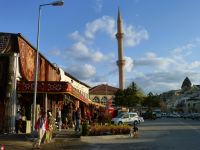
75;108;81;132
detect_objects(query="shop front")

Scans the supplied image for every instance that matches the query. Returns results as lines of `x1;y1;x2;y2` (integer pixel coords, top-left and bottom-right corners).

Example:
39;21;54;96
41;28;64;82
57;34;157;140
0;32;100;133
17;81;93;132
0;32;62;133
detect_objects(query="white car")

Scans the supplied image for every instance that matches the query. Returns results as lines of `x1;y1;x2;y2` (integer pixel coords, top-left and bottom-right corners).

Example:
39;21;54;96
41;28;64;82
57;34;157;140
111;112;140;125
138;116;144;123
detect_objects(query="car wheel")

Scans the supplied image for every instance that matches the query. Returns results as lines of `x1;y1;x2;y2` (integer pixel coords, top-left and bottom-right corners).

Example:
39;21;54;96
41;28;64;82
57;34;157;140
134;121;138;125
118;121;123;125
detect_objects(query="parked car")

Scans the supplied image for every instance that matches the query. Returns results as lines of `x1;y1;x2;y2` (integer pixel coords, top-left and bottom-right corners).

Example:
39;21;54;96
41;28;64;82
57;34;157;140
162;112;167;117
152;111;162;119
111;112;140;125
182;113;192;119
167;113;180;118
141;111;156;120
191;113;200;120
138;116;144;123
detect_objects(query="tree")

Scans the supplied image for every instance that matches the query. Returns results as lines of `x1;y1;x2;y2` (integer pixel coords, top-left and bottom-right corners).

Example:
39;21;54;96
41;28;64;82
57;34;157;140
142;92;160;109
113;82;144;108
113;89;125;107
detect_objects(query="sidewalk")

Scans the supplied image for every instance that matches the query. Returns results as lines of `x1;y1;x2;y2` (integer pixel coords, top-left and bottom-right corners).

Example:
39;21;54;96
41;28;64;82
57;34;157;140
54;128;80;138
0;129;80;150
0;133;32;150
1;129;156;150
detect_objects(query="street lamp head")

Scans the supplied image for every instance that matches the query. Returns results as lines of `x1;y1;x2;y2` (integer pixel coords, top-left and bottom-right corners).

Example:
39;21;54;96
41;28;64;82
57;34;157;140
50;0;64;6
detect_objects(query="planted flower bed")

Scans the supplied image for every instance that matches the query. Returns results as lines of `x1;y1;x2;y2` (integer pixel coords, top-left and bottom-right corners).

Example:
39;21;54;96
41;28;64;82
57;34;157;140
87;125;130;136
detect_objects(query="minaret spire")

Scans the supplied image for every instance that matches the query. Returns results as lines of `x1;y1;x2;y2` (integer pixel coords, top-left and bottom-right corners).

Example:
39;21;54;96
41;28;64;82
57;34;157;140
117;8;121;21
116;8;125;90
117;8;122;33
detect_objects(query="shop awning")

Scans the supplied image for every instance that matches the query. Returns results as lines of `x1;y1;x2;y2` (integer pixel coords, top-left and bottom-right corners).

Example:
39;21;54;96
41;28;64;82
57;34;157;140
17;81;92;105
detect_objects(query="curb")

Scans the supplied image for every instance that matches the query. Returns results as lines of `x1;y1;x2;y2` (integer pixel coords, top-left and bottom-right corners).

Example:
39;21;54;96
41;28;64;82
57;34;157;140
80;134;130;142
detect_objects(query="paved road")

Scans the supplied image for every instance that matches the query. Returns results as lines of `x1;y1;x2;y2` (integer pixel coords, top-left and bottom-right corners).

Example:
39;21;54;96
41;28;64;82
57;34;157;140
41;118;200;150
1;118;200;150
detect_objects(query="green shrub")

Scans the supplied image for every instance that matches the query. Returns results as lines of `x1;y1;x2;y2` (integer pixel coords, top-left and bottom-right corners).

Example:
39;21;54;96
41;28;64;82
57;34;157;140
88;125;130;136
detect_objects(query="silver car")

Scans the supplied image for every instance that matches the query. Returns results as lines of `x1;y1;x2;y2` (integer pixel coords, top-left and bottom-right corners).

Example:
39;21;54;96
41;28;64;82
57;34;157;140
111;112;140;125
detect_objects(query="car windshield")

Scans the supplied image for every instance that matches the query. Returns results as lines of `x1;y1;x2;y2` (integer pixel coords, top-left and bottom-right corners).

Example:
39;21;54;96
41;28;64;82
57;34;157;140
116;113;125;118
130;113;137;118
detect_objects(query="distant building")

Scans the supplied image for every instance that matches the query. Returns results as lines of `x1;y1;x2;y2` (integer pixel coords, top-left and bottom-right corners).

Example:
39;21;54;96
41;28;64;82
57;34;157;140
181;76;192;91
89;84;119;106
160;77;200;113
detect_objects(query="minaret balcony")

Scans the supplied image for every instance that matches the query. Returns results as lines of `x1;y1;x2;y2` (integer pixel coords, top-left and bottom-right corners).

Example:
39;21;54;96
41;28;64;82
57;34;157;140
115;33;124;39
117;59;125;66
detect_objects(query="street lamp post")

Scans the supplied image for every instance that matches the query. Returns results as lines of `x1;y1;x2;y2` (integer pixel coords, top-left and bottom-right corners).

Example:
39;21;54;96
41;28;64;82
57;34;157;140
32;0;64;132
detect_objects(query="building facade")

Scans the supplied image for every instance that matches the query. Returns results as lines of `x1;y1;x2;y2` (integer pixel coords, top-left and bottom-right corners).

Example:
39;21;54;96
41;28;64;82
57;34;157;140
160;77;200;113
90;84;119;106
0;32;92;133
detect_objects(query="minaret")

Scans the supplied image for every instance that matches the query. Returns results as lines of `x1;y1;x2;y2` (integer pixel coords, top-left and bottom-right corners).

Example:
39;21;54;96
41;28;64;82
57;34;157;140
116;9;125;90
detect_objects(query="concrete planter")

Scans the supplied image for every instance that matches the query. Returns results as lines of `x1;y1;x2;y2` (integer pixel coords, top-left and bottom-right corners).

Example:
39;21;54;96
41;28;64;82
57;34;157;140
80;134;130;143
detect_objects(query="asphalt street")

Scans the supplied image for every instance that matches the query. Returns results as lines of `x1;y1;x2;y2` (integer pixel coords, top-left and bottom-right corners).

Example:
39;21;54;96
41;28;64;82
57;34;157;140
1;118;200;150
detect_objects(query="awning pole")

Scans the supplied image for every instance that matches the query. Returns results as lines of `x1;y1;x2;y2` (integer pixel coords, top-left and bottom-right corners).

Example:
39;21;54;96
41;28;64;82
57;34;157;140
45;93;47;116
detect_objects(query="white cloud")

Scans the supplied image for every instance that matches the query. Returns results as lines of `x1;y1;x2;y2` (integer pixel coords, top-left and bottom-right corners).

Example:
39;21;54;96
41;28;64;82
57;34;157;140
65;16;148;65
125;40;200;94
124;25;149;47
55;16;150;90
66;64;96;80
124;56;134;72
134;52;173;70
83;64;96;77
67;41;112;62
131;71;184;94
69;31;86;43
85;16;115;39
132;70;200;94
84;15;148;48
145;52;156;58
65;21;200;94
171;43;195;60
190;61;200;69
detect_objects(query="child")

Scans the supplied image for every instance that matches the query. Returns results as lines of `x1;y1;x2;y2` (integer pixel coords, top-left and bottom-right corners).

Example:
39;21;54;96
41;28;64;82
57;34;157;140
130;122;139;138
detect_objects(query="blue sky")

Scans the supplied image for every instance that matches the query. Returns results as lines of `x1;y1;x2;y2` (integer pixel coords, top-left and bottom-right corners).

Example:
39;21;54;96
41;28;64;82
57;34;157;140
2;0;200;94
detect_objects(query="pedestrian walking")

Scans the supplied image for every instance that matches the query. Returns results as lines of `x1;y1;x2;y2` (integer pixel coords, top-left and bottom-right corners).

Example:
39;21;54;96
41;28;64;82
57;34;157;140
33;111;48;149
46;111;54;143
56;108;62;131
130;122;139;138
72;107;76;128
75;107;81;132
15;110;22;134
